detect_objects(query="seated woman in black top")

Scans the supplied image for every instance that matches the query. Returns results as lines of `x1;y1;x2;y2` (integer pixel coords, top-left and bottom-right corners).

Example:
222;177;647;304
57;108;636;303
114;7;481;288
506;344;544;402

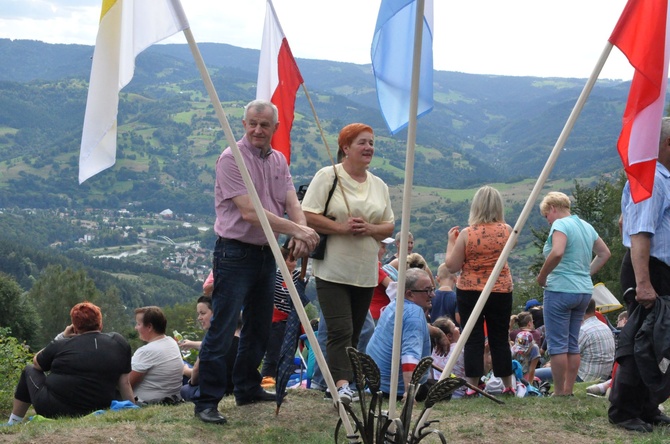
7;302;134;424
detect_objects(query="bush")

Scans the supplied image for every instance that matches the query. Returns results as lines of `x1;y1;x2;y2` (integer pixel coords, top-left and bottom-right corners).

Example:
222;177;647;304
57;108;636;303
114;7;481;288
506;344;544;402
0;327;33;412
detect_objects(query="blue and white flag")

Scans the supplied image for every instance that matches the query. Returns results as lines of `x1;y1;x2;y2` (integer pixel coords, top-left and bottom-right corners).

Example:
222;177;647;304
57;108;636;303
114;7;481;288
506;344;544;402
371;0;433;135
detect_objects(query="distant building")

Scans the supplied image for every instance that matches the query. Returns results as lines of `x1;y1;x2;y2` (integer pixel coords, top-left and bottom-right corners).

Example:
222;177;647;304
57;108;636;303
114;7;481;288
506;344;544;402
78;234;95;244
76;220;98;230
160;209;174;219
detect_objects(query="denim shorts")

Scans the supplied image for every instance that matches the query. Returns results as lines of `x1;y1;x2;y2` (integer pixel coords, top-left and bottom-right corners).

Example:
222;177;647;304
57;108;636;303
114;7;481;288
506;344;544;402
543;290;591;355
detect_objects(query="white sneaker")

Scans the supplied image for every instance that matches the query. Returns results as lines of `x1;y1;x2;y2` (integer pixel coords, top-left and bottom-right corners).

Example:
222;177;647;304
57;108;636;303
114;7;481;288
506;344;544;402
336;384;357;405
586;382;606;396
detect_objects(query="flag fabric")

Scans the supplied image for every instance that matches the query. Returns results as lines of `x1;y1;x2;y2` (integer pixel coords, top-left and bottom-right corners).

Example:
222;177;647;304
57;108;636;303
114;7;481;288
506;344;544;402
371;0;434;135
79;0;189;184
609;0;670;203
256;0;304;164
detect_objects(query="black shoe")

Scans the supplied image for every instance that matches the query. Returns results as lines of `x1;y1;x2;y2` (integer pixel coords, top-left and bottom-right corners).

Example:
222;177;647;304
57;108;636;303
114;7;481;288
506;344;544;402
610;418;653;433
196;408;227;425
236;390;276;406
646;413;670;426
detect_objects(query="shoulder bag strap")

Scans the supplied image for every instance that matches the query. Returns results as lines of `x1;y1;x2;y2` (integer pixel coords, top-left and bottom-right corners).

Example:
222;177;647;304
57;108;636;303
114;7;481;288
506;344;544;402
322;176;338;217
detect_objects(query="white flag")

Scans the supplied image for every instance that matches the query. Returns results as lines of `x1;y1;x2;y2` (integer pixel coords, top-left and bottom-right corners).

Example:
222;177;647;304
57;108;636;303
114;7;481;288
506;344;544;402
79;0;189;183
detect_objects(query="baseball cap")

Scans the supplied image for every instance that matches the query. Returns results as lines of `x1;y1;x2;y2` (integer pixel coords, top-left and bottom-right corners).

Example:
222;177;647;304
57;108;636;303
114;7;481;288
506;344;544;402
525;298;541;311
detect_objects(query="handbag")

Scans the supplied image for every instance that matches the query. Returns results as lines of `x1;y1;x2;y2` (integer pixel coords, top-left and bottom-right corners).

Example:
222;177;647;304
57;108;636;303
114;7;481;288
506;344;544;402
309;176;338;260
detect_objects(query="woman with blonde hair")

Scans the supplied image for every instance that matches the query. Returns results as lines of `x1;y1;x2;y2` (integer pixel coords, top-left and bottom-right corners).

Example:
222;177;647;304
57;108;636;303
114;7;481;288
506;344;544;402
388;252;435;283
536;191;610;396
445;185;516;396
302;123;394;404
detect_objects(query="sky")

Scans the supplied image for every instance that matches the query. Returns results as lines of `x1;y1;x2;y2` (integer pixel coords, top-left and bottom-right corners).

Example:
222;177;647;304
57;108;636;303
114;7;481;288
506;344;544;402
0;0;635;80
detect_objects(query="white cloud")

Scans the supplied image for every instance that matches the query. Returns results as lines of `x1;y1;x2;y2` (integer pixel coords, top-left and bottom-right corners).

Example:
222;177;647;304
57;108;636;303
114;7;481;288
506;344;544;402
0;0;633;79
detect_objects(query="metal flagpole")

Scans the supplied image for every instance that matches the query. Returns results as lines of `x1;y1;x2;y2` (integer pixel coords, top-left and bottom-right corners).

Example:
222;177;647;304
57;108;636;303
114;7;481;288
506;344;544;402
413;41;615;437
181;27;357;438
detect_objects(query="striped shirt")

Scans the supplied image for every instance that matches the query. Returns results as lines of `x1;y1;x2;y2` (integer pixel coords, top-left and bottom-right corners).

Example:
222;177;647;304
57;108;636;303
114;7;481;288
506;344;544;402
578;316;615;382
274;269;302;314
622;162;670;266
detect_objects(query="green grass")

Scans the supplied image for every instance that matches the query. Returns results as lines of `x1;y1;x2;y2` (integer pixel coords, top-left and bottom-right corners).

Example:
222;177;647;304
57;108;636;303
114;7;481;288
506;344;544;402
399;176;600;207
1;385;667;443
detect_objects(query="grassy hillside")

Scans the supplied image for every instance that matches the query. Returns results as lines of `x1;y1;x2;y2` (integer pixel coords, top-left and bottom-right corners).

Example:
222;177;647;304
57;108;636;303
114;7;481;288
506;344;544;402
0;39;636;202
0;40;634;278
0;385;660;443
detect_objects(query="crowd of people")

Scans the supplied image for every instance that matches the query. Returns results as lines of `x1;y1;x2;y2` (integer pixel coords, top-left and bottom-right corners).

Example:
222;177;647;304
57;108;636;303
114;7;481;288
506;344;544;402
6;302;187;424
7;102;669;436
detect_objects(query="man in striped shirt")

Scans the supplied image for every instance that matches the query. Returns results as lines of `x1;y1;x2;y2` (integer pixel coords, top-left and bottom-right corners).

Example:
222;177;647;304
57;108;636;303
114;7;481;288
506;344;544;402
577;299;614;383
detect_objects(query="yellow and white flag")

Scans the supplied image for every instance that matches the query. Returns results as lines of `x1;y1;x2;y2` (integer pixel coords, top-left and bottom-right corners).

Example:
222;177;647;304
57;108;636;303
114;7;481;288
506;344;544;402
79;0;189;183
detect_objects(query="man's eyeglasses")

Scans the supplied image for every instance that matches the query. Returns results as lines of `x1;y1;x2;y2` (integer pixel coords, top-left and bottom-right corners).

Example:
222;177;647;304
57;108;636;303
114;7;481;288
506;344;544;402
410;287;435;294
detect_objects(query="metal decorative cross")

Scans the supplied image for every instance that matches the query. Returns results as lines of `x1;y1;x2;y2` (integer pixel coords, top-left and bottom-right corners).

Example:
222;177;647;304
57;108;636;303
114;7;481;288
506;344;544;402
334;347;466;444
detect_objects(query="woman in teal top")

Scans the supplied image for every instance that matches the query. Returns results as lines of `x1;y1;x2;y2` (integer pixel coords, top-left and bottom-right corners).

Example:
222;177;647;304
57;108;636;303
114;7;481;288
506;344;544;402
536;192;610;397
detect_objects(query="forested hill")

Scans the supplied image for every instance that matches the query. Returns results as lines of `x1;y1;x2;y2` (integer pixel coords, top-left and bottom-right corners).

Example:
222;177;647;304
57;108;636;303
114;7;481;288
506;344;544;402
0;39;633;348
0;209;202;309
0;38;642;215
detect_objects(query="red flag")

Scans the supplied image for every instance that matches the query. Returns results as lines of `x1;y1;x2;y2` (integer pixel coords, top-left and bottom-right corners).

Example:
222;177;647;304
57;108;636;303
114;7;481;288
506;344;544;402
609;0;670;203
256;0;303;164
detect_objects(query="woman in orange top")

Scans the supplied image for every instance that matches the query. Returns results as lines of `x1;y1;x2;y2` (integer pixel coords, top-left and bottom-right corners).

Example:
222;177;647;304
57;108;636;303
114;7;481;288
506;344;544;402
445;186;515;395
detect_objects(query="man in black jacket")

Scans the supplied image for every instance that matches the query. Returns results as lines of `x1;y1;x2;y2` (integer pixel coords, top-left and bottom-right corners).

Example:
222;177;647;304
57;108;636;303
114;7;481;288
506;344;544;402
608;117;670;433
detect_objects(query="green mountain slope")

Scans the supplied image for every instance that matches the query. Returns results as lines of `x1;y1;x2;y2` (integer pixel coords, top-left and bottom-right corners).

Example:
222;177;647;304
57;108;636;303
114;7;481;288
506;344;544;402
0;39;638;217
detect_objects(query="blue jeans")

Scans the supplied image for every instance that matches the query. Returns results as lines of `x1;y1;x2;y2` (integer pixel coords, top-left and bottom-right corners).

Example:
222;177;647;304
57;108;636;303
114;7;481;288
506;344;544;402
534;367;583;383
194;238;276;412
534;367;553;382
543;290;590;355
181;383;200;401
311;309;375;390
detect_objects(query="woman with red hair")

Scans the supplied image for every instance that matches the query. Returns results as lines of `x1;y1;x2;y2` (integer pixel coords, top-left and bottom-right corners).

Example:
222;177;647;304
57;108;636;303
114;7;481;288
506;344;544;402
302;123;394;404
6;302;134;424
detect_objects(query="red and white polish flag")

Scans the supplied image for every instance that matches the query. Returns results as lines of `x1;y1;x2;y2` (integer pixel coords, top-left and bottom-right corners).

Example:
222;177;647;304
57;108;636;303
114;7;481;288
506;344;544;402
256;0;304;164
609;0;670;203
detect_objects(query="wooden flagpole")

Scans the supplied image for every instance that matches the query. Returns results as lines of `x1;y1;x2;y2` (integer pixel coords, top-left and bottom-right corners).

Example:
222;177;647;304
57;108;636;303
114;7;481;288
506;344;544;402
181;27;356;438
388;0;426;420
301;84;352;213
298;82;360;419
413;41;615;436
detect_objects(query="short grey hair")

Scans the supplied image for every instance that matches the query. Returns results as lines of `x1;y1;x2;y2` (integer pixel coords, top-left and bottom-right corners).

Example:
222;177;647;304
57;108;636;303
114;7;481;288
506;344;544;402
405;268;430;293
395;231;413;243
244;99;278;125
